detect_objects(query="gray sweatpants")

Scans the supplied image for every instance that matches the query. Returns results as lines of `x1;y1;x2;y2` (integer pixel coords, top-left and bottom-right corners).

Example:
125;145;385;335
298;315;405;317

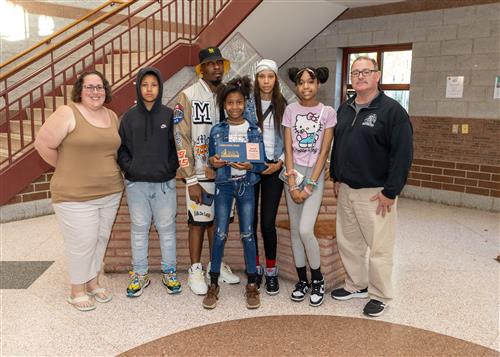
284;164;325;270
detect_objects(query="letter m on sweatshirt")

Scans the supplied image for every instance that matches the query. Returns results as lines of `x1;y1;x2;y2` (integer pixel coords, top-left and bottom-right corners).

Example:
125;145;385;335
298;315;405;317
192;100;212;124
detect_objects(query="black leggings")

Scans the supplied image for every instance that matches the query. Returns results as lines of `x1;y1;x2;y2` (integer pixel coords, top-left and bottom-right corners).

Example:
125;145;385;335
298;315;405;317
253;169;283;262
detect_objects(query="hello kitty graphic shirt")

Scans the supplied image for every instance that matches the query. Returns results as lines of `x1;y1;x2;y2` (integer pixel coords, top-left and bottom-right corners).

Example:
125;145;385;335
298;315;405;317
282;102;337;167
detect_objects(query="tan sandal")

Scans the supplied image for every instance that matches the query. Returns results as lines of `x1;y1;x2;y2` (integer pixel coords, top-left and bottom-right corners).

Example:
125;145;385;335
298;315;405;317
67;295;96;311
87;287;113;303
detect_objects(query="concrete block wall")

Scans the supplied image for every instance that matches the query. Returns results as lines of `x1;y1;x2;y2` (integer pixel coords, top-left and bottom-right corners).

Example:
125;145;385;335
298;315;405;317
279;2;500;210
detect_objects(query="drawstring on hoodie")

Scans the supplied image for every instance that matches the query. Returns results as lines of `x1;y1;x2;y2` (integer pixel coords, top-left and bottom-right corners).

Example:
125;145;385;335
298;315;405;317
144;111;154;141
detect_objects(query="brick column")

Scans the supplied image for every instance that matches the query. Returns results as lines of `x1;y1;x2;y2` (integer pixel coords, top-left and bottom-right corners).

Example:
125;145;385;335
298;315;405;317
104;179;341;283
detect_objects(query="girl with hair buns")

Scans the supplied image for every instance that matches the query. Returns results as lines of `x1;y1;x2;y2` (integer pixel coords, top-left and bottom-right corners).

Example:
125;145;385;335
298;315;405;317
282;66;336;307
247;59;287;295
203;76;266;310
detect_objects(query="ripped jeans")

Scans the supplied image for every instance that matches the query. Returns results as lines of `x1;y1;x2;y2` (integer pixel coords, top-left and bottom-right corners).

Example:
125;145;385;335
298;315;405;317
210;178;257;276
125;179;177;275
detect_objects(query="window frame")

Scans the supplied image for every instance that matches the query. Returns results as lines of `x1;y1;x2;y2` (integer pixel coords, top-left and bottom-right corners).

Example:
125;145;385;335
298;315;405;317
341;43;413;101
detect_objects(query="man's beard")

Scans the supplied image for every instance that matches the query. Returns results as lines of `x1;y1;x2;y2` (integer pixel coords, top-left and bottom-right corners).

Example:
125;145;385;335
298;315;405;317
210;79;222;87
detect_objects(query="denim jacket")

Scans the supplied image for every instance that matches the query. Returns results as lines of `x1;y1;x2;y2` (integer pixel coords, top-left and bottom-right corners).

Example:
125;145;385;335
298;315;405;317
245;96;284;162
208;118;267;185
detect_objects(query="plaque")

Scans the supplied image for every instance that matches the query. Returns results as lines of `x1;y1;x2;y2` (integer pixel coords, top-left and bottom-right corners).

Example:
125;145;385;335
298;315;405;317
217;142;264;163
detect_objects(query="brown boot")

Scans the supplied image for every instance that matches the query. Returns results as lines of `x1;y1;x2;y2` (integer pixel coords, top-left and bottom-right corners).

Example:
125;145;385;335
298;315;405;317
245;283;260;309
202;284;219;309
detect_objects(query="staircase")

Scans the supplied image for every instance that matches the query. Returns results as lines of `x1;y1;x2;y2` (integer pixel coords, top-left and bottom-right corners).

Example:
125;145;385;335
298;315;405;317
0;0;262;205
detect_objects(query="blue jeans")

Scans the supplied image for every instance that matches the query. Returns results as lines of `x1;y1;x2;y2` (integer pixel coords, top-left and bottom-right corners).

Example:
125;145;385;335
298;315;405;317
125;179;177;275
210;178;257;276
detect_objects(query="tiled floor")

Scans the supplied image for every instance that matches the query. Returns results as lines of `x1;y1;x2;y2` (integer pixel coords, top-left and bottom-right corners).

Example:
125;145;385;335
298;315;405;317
1;198;499;356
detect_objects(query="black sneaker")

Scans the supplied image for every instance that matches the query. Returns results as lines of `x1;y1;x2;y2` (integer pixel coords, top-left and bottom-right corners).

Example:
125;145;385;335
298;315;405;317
290;280;310;302
331;287;368;301
309;279;325;307
255;265;263;290
363;299;387;317
265;275;279;295
265;266;279;296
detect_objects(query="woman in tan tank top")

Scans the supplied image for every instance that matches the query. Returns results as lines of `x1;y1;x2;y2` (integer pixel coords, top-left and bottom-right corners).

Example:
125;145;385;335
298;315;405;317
35;70;123;311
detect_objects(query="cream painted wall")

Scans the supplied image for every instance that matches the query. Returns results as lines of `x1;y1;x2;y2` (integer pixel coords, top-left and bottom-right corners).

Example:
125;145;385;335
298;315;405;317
222;0;347;66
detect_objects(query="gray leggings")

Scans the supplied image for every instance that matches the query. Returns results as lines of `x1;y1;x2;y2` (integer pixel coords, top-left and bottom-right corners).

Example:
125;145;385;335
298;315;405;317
284;164;324;270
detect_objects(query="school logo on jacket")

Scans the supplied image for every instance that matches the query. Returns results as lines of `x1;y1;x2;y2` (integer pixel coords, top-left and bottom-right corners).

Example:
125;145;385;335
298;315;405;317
191;100;212;124
362;113;377;127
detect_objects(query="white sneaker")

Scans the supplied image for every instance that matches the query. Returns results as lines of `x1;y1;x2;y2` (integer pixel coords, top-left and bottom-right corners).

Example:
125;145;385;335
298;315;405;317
206;262;240;284
188;263;208;295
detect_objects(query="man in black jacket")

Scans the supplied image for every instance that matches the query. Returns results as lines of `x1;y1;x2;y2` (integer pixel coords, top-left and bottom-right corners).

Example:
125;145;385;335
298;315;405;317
118;67;181;298
330;56;413;317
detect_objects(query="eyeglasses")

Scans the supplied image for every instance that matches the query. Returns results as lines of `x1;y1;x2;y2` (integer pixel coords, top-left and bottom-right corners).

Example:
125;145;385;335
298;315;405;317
83;84;105;92
350;69;378;77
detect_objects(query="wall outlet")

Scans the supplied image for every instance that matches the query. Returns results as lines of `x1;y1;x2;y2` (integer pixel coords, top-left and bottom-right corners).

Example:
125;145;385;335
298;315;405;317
452;124;459;134
461;124;469;134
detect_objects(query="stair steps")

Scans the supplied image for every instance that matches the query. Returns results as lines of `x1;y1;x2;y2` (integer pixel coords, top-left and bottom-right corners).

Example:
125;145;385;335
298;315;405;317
1;50;148;167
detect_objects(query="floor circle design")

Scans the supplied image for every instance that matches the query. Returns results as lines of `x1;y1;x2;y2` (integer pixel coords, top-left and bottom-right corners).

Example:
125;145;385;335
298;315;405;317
120;315;498;356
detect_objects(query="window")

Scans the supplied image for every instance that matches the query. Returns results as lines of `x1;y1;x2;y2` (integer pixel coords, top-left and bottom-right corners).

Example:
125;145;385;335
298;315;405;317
342;44;412;110
0;1;29;42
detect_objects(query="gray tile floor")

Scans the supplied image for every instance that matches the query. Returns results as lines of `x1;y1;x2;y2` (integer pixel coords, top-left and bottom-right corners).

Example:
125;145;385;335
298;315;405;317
1;261;54;289
1;198;499;356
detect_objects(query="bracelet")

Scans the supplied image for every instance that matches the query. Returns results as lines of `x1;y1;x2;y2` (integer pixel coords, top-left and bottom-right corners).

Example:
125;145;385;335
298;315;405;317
303;186;312;196
288;185;299;193
285;170;297;177
305;177;318;188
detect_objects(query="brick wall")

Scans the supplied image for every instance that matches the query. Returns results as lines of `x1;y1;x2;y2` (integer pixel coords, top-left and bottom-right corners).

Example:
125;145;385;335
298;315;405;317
5;170;53;205
104;179;337;273
276;221;345;291
408;159;500;197
407;116;500;198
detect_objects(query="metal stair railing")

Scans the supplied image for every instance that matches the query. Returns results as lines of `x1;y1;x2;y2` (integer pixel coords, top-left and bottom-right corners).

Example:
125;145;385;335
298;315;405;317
0;0;230;170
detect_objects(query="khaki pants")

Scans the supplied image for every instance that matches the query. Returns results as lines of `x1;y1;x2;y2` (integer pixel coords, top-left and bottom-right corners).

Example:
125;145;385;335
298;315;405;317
336;183;397;304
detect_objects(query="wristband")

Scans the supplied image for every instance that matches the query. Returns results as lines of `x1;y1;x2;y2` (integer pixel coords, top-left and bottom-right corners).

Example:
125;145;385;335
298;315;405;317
305;177;318;189
303;186;312;196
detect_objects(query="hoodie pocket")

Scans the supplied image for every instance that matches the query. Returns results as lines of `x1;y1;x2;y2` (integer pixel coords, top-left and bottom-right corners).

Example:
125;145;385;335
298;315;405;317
136;154;169;180
127;159;137;177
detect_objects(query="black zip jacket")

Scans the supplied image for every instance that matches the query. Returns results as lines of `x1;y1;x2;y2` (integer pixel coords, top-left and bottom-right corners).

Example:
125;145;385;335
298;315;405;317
118;67;179;182
330;91;413;199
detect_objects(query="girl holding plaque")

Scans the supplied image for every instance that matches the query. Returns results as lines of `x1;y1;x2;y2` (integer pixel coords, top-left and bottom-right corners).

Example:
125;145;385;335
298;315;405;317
203;76;266;310
283;67;336;307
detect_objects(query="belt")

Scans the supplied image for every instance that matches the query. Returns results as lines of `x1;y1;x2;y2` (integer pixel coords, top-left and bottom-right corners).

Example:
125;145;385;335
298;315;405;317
231;174;246;180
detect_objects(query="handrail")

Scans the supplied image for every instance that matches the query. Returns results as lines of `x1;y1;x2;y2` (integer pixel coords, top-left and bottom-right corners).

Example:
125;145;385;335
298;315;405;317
0;0;134;80
0;0;232;171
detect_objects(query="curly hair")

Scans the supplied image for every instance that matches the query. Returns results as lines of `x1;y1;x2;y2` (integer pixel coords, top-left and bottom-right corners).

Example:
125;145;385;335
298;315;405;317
216;75;252;120
287;66;329;85
71;70;112;103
